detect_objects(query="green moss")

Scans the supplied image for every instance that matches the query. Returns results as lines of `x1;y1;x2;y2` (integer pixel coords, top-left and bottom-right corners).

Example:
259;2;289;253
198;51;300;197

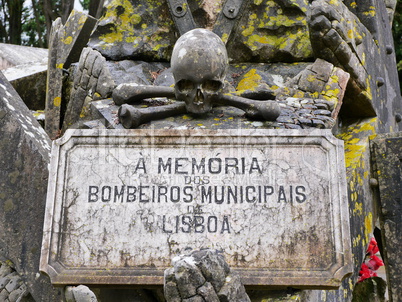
4;199;14;212
8;170;20;184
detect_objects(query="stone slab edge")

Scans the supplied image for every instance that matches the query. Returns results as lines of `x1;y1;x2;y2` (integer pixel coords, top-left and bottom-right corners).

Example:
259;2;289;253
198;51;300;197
40;128;352;289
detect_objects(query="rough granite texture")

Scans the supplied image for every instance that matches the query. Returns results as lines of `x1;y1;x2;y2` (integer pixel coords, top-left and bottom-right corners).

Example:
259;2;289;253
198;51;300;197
0;71;62;301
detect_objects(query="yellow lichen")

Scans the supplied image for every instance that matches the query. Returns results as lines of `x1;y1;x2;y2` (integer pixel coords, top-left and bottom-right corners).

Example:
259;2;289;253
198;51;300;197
364;212;373;243
78;14;87;25
337;118;377;169
99;0;141;45
353;234;361;247
63;36;73;45
221;33;229;44
292;91;305;98
236;69;261;91
306;74;316;82
353;202;363;215
363;8;376;17
53;97;61;107
242;26;255;37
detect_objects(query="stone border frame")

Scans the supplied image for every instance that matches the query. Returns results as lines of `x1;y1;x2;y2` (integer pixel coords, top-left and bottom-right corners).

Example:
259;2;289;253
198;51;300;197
40;129;352;288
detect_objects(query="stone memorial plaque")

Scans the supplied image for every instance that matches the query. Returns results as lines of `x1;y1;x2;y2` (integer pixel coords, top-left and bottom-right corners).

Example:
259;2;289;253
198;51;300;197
40;129;352;288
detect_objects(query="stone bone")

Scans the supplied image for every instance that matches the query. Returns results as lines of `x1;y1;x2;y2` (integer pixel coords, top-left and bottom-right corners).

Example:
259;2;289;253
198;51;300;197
114;85;280;128
111;28;280;128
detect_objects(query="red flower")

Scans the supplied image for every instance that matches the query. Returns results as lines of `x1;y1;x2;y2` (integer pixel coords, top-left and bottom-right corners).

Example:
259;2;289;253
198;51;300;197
357;237;384;283
366;237;379;256
358;263;372;282
367;254;384;271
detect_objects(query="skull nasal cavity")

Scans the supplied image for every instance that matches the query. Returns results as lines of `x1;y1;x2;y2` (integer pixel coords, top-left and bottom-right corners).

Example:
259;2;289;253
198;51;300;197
196;89;204;99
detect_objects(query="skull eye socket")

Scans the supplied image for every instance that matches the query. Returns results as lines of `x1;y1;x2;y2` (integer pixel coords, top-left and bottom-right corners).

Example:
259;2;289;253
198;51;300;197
176;80;195;93
202;80;222;92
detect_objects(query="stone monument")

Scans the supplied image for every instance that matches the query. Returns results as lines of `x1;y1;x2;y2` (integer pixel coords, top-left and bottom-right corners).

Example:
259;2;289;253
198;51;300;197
40;128;351;289
0;0;400;301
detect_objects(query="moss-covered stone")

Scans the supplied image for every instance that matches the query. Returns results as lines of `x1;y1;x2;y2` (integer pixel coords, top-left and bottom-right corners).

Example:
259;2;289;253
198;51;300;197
88;0;177;61
226;0;313;63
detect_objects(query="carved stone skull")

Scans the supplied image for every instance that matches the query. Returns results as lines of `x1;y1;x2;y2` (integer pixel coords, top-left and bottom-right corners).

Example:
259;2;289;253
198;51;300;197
171;28;228;114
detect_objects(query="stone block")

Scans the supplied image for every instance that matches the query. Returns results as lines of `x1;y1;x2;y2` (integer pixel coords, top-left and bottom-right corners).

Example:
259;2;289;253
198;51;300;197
90;99;123;129
44;17;64;137
0;262;12;278
40;129;351;288
197;282;219;302
58;10;97;70
217;274;250;302
91;54;105;78
3;62;47;110
0;71;62;301
8;284;29;302
45;11;97;136
371;133;402;301
65;285;98;302
88;0;176;61
96;66;115;98
0;289;9;301
62;86;88;130
0;43;48;69
174;261;205;298
84;50;98;76
5;274;20;293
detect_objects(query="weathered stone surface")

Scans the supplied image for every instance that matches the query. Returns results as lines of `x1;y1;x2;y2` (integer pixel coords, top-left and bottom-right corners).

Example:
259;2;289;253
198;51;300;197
88;0;176;61
164;249;249;302
65;285;98;302
276;58;350;109
90;99;123;129
63;48;116;130
218;274;250;302
45;11;97;136
226;0;312;63
44;17;64;137
308;0;375;117
88;0;312;63
0;71;62;300
0;43;48;69
76;60;342;130
351;277;387;302
371;133;402;302
57;10;97;70
3;62;47;110
41;129;351;288
107;60;169;86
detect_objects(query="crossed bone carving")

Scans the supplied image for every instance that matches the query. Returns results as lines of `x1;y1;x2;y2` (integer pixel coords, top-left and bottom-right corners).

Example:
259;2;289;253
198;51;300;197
113;29;281;128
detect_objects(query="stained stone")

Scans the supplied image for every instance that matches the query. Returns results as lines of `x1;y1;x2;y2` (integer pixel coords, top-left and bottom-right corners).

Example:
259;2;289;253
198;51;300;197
311;119;326;128
0;71;61;301
313;110;332;116
41;129;351;288
3;61;47;110
276;116;294;123
44;18;63;137
45;11;97;136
